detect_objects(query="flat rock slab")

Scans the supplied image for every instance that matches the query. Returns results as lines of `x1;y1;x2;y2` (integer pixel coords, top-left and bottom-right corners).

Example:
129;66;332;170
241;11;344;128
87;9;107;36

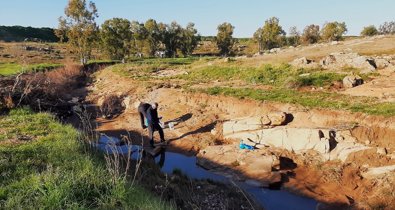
362;165;395;179
197;144;279;177
327;141;372;162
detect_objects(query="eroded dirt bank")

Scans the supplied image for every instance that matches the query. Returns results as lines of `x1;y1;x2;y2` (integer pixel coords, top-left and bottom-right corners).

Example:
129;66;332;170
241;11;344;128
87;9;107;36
86;68;395;209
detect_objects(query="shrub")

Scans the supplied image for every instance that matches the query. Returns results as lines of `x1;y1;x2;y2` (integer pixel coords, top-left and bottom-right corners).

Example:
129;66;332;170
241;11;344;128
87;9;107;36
361;25;379;37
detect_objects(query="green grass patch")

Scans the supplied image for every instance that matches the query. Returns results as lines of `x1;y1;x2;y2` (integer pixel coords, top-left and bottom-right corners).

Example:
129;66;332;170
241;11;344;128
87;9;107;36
110;57;207;80
0;108;173;209
181;63;344;87
0;63;63;76
129;57;199;65
197;86;395;116
0;63;21;76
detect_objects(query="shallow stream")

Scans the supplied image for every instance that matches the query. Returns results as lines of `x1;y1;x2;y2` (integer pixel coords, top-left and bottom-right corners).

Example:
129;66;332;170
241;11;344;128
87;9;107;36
96;135;319;210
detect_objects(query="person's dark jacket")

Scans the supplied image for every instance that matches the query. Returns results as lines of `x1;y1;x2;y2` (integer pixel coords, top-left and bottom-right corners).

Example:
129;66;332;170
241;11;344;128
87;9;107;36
146;106;160;125
138;103;151;128
138;103;151;116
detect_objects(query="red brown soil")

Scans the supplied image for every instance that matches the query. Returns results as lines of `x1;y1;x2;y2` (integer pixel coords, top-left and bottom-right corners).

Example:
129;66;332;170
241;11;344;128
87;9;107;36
87;68;395;209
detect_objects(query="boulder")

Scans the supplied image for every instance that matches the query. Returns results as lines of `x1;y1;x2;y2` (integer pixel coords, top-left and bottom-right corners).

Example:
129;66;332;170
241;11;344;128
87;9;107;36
375;58;391;69
343;75;363;88
224;127;332;154
223;116;271;135
320;52;377;73
268;112;287;126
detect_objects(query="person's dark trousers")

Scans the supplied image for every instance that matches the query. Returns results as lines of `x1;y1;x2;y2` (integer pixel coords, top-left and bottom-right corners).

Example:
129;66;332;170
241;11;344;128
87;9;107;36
148;123;165;146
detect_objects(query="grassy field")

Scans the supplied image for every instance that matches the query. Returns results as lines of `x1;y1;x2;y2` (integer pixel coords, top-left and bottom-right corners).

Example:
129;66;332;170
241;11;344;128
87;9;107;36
108;56;395;116
180;62;346;88
0;108;173;209
193;86;395;116
0;63;63;76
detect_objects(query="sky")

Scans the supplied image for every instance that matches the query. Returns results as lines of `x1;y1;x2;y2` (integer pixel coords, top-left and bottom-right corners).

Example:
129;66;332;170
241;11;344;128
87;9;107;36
0;0;394;37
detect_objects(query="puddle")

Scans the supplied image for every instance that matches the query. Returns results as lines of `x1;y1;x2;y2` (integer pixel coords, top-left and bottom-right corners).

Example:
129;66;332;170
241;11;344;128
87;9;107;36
95;135;319;210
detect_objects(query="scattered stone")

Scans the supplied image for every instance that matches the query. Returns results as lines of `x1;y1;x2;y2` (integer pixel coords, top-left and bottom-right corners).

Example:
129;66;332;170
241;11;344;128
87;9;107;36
122;96;131;109
269;48;281;54
343;75;363;88
376;147;388;155
70;97;79;103
290;57;319;68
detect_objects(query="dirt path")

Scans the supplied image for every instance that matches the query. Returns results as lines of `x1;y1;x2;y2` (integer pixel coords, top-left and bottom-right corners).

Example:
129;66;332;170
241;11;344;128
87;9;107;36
86;67;395;209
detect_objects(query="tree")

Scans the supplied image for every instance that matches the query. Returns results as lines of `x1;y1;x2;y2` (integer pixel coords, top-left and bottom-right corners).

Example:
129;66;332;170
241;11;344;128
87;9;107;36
321;21;347;41
379;21;395;35
130;21;147;56
287;26;301;46
301;24;320;44
254;17;285;50
253;27;264;53
100;18;132;61
56;0;98;64
360;25;378;37
144;19;161;56
161;21;183;57
215;22;235;56
179;23;200;57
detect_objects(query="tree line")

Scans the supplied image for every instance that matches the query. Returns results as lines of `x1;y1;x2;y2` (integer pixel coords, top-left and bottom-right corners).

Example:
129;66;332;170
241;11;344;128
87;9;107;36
55;0;395;63
0;26;59;42
55;0;200;63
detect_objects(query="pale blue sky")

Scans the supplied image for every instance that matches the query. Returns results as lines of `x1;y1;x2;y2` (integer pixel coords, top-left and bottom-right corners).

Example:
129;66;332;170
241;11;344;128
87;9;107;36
0;0;394;37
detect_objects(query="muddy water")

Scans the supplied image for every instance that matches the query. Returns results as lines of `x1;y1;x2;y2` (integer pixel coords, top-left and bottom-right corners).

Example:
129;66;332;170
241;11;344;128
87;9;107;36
96;135;318;210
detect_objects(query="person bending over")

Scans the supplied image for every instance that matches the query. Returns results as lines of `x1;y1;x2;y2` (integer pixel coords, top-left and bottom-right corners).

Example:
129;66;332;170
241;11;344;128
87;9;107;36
146;102;165;147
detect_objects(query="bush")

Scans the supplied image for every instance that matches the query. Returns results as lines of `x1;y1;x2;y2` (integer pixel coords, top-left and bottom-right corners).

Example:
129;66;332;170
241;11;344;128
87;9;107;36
301;24;320;44
361;25;379;37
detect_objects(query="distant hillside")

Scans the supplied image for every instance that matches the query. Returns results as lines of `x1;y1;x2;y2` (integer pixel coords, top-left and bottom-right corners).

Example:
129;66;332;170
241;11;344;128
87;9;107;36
0;26;59;42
